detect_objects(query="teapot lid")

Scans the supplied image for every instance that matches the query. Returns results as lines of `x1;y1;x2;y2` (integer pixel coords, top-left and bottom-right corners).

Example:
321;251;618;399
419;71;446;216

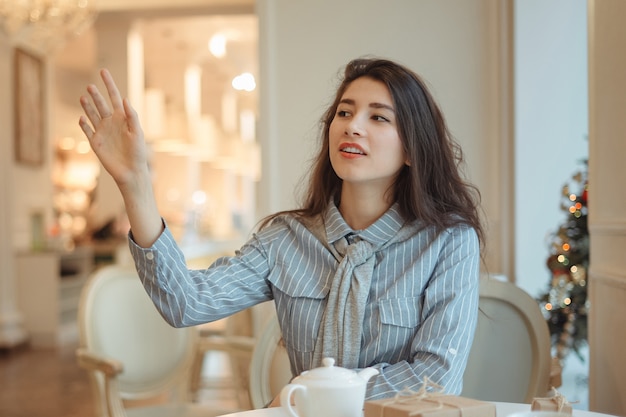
294;358;365;387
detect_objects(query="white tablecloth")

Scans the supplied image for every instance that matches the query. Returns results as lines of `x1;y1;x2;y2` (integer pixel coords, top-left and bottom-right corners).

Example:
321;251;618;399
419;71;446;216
218;402;616;417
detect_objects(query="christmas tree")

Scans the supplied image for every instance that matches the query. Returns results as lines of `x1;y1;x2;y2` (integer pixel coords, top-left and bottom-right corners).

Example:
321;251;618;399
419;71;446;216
538;160;589;362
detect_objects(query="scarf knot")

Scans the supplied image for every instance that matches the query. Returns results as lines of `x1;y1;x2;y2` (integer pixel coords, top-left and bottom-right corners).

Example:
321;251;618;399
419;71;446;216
337;235;374;266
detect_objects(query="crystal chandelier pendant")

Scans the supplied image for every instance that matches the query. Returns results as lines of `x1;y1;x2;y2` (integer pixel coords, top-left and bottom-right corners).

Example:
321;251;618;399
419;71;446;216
0;0;98;51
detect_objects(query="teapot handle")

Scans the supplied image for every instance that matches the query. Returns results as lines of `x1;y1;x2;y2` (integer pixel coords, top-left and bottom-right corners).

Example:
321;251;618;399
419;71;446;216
280;383;306;417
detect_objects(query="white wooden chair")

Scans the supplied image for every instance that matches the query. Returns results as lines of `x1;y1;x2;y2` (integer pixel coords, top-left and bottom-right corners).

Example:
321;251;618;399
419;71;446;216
246;278;556;407
189;308;256;409
461;277;553;403
247;312;292;409
76;264;244;417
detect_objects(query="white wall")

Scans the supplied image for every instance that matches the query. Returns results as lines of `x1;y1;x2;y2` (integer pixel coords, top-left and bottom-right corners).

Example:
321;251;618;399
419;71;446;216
514;0;588;297
257;0;508;274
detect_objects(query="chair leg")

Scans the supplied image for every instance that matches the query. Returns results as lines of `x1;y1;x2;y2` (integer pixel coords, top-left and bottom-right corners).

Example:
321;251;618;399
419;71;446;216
189;348;205;399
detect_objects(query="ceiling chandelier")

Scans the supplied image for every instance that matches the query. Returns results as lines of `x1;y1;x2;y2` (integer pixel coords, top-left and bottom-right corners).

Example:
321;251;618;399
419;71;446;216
0;0;98;51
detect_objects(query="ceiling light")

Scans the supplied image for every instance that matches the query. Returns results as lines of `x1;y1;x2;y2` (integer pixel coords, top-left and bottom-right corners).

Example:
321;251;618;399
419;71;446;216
232;72;256;92
208;33;226;58
0;0;98;51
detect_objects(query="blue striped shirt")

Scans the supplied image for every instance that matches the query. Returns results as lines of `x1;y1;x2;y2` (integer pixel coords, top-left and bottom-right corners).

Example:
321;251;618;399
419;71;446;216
129;203;480;399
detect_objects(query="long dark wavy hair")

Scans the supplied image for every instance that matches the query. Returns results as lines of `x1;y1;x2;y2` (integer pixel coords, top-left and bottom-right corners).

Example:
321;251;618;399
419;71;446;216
260;57;484;247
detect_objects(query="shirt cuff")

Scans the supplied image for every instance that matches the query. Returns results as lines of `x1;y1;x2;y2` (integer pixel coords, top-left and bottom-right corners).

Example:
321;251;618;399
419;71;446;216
127;218;173;267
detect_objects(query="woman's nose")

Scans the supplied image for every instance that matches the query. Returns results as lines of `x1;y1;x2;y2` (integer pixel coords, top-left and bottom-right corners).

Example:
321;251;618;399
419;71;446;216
345;117;363;136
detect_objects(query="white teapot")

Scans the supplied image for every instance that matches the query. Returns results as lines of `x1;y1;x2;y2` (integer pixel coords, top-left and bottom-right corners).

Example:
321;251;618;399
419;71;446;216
280;357;379;417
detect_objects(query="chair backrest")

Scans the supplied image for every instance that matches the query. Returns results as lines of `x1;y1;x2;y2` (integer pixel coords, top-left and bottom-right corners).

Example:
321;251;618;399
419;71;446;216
248;312;292;409
461;277;551;403
78;264;197;410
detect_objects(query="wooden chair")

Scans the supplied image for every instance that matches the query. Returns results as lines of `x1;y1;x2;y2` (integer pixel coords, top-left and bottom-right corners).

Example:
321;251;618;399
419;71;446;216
461;277;554;403
247;312;292;409
189;309;257;409
76;264;245;417
246;278;557;407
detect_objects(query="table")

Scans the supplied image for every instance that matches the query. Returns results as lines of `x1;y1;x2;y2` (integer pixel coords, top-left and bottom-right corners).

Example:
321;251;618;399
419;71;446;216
218;402;616;417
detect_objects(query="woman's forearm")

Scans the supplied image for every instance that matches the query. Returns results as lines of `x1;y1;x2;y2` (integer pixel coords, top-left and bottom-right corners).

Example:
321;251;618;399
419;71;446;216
118;167;164;248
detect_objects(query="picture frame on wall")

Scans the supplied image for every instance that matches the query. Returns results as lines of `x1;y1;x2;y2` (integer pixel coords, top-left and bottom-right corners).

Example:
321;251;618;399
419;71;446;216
14;47;45;166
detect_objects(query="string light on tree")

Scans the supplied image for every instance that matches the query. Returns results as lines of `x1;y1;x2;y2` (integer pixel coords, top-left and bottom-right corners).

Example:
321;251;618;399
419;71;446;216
538;160;589;363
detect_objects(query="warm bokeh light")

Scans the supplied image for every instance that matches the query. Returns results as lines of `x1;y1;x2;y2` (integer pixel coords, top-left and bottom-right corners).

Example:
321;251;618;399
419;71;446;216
76;140;91;154
232;72;256;92
58;136;76;151
192;190;207;206
209;33;227;58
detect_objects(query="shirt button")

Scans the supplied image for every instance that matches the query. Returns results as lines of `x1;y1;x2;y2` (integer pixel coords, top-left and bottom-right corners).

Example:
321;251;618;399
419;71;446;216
146;252;154;260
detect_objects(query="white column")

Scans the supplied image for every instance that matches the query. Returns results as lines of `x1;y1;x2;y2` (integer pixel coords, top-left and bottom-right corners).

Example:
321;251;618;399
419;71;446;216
185;63;202;142
0;38;28;347
0;186;28;346
587;1;626;414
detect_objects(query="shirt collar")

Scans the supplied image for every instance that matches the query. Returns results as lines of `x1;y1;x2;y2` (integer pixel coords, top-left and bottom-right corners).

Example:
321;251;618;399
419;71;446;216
324;200;406;248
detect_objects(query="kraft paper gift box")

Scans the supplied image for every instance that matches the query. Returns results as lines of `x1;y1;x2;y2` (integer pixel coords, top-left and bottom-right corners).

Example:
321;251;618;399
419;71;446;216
364;394;496;417
531;390;573;415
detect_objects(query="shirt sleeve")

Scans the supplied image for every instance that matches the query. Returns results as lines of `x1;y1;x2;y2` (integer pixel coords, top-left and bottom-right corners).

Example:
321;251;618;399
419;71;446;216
365;225;481;399
128;221;274;328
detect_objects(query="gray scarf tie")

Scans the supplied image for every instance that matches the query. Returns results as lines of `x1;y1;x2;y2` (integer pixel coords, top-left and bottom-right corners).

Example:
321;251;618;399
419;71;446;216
305;208;420;371
312;233;377;369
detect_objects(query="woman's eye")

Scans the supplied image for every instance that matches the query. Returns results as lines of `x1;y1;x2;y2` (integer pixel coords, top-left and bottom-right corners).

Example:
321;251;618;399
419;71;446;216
337;110;351;117
373;115;390;122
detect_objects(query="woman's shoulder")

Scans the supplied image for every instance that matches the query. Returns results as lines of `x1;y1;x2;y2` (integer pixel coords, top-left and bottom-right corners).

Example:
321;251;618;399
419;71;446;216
401;218;478;243
253;212;314;241
438;222;480;250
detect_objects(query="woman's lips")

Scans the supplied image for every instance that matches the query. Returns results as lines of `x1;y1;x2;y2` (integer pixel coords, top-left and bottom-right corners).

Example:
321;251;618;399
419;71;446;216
339;142;366;158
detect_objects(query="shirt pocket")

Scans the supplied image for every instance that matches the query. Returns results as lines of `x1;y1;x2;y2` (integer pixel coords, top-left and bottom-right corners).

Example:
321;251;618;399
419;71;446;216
379;297;422;328
270;271;329;354
376;297;422;360
284;295;326;353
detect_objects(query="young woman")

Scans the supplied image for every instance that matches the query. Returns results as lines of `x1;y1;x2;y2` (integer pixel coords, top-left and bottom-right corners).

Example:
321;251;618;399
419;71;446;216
79;57;484;400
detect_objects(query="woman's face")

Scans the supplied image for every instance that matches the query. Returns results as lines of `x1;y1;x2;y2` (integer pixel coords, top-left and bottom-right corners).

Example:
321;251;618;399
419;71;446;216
329;76;407;192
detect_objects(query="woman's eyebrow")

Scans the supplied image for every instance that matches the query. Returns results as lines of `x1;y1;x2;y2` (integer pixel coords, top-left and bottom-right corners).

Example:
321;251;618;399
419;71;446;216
370;102;395;112
339;98;395;112
339;98;355;106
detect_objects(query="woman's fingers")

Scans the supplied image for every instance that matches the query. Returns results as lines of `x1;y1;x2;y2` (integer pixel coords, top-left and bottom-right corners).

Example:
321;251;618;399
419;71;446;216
81;69;120;124
86;83;112;119
123;98;141;135
78;69;125;135
79;94;101;127
100;68;124;112
78;68;139;147
78;115;94;139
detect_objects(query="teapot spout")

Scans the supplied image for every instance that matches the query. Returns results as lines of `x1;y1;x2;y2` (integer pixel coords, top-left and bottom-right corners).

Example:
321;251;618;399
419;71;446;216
357;367;379;382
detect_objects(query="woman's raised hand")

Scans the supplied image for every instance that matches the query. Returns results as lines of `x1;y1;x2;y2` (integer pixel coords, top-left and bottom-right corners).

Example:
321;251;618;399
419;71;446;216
78;69;149;190
79;69;164;248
